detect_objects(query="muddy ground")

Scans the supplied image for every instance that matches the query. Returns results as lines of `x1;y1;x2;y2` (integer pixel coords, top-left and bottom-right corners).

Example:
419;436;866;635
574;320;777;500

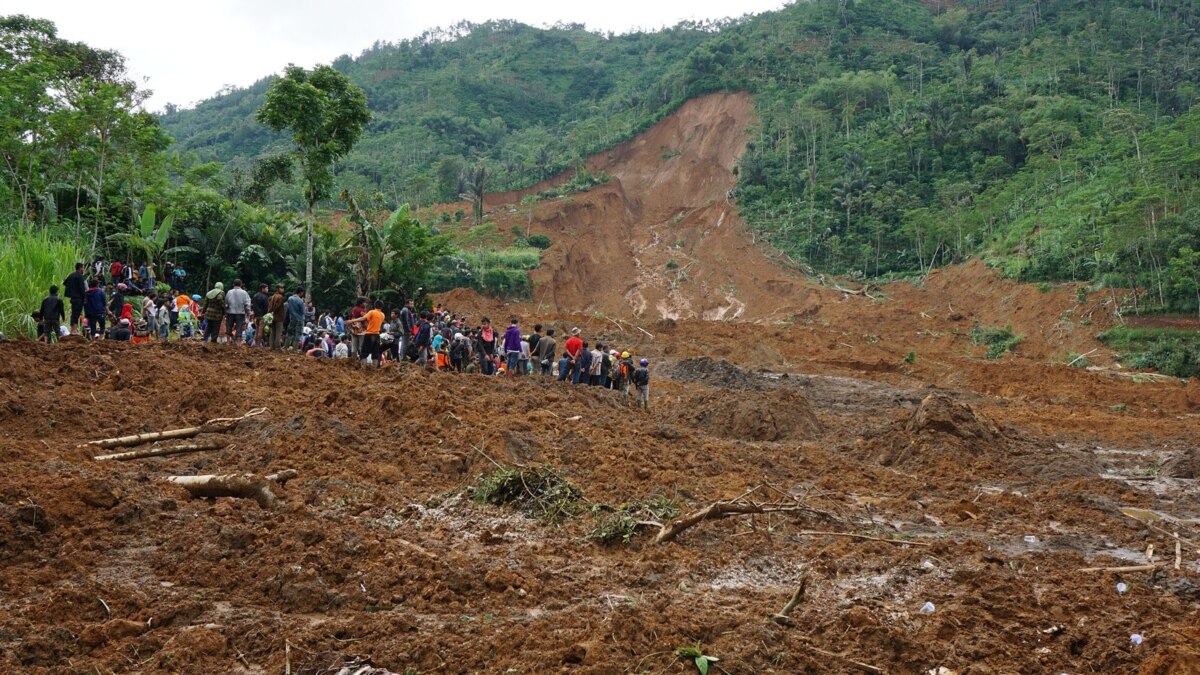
1;304;1198;674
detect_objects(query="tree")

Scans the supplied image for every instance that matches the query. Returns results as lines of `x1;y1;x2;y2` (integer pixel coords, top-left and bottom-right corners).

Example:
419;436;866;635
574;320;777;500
1169;247;1200;318
107;203;192;272
256;64;370;304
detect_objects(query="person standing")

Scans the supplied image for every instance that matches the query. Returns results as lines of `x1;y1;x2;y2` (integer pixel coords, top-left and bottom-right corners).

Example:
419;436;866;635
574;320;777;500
284;288;306;350
503;318;522;377
39;285;65;343
477;317;497;375
347;297;367;358
223;279;251;343
528;324;543;359
398;298;415;362
156;297;170;340
84;279;107;339
414;311;433;368
63;262;87;334
589;342;604;386
534;328;556;376
633;358;651;411
202;282;225;343
574;341;593;385
252;283;270;346
142;292;158;338
268;284;286;349
109;259;124;285
565;327;584;382
347;300;386;365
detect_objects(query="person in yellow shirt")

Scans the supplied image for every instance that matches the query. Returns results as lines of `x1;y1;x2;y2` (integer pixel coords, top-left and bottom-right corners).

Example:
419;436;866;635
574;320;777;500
347;300;386;365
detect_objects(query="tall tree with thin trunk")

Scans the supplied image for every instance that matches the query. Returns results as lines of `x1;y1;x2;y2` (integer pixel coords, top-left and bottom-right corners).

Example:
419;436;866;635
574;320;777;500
256;64;369;305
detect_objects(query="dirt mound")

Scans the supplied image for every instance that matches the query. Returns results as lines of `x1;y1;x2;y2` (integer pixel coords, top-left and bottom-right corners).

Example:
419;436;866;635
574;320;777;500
905;393;999;440
1162;447;1200;479
682;388;821;442
431;287;496;318
658;356;768;390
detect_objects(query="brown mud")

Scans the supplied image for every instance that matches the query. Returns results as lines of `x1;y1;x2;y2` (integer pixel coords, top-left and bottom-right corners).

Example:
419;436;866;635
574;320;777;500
3;92;1200;674
1;324;1198;674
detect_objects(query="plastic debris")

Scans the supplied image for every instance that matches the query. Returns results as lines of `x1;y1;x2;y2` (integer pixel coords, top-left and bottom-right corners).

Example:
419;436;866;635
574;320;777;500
1023;535;1038;543
1130;633;1144;645
919;601;936;613
921;560;935;570
1116;582;1128;594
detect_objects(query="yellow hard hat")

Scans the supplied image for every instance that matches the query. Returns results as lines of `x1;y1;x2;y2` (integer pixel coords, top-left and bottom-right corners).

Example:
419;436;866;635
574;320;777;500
621;351;630;359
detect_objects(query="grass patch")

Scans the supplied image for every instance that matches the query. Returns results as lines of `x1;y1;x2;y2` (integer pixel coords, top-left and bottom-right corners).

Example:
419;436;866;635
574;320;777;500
1097;326;1200;377
970;325;1022;359
0;227;85;338
537;169;610;199
469;467;584;524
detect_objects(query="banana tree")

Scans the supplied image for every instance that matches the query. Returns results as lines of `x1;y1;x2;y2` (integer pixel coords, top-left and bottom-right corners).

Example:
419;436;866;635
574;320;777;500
107;203;194;275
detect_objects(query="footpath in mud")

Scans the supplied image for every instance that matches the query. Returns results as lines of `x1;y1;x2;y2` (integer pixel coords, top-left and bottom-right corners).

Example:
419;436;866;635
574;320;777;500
1;320;1198;674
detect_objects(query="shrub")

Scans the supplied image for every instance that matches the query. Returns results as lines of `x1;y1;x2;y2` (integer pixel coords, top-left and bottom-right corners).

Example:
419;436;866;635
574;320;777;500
970;325;1022;359
588;497;680;545
470;467;583;523
526;234;552;250
1098;327;1200;378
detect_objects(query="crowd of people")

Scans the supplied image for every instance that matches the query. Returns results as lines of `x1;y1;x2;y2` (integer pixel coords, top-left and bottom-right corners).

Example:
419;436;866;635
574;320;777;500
33;260;654;409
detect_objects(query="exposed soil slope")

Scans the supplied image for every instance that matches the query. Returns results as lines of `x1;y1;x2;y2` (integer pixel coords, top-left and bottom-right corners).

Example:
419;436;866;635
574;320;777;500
459;92;809;321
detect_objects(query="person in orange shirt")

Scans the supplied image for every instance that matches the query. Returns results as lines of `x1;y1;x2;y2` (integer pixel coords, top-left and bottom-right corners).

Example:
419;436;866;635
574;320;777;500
347;300;386;365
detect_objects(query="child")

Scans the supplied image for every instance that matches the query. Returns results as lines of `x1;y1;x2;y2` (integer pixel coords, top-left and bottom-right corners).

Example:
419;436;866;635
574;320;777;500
157;300;170;340
633;358;651;411
31;311;46;342
557;351;571;382
178;305;198;339
334;334;350;359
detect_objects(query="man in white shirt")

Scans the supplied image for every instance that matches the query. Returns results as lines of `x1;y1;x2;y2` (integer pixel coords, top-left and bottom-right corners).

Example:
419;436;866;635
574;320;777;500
223;279;252;343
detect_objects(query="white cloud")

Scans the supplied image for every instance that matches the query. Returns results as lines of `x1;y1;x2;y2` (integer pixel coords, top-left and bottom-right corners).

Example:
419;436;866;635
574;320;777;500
8;0;788;111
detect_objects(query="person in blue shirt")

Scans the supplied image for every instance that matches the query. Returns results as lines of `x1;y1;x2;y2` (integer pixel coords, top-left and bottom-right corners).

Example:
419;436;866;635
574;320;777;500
83;279;108;339
284;288;306;350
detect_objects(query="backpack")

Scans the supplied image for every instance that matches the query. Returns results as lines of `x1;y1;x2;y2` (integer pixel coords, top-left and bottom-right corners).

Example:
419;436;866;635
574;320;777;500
633;367;650;387
450;338;468;361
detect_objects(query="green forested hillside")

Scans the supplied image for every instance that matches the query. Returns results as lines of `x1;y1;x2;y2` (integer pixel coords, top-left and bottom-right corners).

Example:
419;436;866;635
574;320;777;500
161;1;1200;312
159;20;719;203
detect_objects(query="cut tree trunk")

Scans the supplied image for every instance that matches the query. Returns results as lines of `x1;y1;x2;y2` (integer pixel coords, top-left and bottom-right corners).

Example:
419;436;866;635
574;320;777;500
165;469;297;509
94;440;224;461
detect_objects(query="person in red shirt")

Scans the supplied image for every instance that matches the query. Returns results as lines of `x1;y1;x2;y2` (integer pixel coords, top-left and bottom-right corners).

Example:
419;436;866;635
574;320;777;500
347;296;367;357
347;300;386;365
109;260;124;285
565;327;583;358
564;327;584;383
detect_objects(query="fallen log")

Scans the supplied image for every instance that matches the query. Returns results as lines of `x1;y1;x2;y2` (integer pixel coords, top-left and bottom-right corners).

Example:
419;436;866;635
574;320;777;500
1076;564;1159;573
654;498;921;546
654;501;803;544
94;440;225;461
85;408;267;449
165;469;296;509
86;424;229;449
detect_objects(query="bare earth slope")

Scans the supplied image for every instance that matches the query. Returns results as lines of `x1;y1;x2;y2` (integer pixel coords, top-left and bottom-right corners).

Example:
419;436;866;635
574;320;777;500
473;92;808;321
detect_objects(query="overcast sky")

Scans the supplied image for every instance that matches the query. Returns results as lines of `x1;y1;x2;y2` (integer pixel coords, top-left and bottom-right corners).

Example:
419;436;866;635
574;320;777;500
10;0;789;112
